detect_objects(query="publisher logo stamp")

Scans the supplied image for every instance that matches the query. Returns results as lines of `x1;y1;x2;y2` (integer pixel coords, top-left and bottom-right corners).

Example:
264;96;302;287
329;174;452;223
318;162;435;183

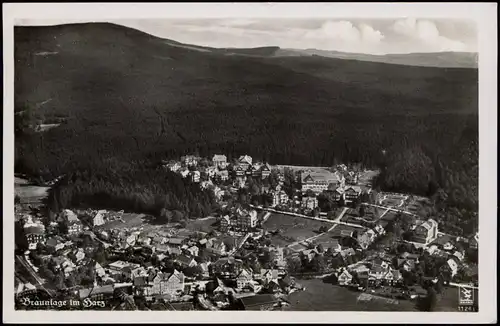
458;285;474;306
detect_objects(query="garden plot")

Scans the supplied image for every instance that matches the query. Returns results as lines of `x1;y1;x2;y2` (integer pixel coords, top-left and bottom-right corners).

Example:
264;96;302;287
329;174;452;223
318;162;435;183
262;213;331;246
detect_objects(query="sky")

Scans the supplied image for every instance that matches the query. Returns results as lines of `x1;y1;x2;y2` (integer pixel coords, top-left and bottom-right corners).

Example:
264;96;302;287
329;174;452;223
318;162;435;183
16;18;478;54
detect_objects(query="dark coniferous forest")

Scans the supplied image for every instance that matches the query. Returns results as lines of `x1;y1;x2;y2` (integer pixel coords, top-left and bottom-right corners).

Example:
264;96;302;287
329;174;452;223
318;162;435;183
14;23;478;235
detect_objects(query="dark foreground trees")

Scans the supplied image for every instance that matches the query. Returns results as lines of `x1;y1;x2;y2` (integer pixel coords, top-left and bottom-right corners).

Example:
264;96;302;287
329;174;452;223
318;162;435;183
46;159;218;219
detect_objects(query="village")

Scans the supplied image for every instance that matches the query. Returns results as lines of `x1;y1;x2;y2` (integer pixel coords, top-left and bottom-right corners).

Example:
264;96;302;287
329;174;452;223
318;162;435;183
14;154;479;311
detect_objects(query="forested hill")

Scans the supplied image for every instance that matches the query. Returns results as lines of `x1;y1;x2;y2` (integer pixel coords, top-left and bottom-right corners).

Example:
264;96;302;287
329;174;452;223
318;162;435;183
278;49;478;69
15;23;478;231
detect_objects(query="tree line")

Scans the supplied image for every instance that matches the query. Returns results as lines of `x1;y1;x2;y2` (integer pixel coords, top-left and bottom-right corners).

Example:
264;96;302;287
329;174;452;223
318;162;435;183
45;157;218;219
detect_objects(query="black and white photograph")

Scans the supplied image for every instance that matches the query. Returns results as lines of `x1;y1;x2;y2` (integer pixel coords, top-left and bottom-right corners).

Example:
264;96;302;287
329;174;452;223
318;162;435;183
3;3;497;324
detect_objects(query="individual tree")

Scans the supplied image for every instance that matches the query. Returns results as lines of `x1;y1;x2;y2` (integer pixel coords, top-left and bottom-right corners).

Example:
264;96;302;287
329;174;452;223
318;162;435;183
65;273;77;288
286;257;302;274
305;189;315;198
39;264;55;281
14;221;29;253
184;265;203;278
93;244;107;265
434;280;443;294
250;259;262;274
58;220;69;234
309;254;327;273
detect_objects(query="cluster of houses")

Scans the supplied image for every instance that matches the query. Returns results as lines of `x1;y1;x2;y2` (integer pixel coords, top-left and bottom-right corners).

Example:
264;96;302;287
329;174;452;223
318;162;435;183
163;154;273;185
162;154;372;220
329;218;478;299
17;204;303;310
335;241;469;299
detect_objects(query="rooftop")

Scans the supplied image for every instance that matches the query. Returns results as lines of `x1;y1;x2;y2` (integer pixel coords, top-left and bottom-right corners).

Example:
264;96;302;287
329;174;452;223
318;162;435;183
79;285;114;299
238;294;278;309
301;170;342;184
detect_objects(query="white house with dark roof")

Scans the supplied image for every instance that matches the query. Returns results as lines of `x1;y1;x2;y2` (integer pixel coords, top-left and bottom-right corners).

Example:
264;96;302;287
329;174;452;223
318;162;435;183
344;186;363;201
260;163;272;179
271;190;289;207
25;225;45;250
412;219;438;244
338;269;353;286
188;170;201;183
251;163;263;177
237;155;253;170
93;210;106;226
212;154;227;168
236;269;253;289
300;169;345;194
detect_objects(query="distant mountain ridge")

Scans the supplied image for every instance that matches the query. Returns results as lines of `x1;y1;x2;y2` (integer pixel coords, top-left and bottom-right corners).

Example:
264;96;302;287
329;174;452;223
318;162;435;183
278;48;478;68
150;35;479;68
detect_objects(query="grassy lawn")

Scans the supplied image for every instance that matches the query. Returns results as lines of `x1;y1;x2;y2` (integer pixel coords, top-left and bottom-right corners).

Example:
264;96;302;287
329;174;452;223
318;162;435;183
381;198;402;207
285;280;467;312
263;213;331;245
97;212;151;231
380;211;398;221
285;278;416;311
15;177;50;205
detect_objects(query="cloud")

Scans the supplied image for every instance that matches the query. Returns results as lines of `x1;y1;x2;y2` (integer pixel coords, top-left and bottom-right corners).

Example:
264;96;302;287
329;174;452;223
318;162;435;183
109;18;475;54
359;23;384;43
303;20;384;45
219;19;259;27
392;17;468;52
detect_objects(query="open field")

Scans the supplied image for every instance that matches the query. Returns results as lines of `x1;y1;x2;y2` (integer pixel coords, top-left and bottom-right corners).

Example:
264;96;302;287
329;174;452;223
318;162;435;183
96;212;151;231
380;211;398;221
263;213;331;245
285;278;470;312
15;177;50;205
285;279;416;311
